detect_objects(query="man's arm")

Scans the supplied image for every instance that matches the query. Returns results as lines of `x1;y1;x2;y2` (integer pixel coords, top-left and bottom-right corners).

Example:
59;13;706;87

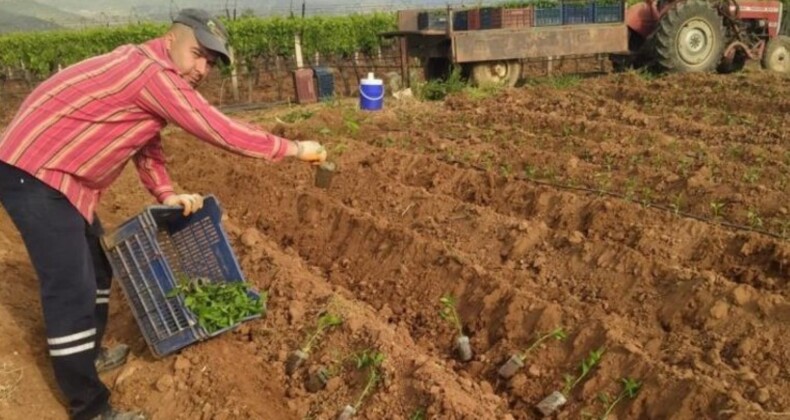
133;133;175;203
136;70;295;160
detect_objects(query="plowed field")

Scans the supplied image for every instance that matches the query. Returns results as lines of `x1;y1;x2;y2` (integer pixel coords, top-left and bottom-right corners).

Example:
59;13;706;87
1;68;789;420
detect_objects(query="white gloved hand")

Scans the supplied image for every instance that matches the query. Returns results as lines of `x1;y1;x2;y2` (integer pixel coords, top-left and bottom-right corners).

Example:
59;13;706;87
163;193;204;216
295;140;327;165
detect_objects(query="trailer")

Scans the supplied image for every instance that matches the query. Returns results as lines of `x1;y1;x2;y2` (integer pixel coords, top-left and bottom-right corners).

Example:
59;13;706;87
382;3;630;87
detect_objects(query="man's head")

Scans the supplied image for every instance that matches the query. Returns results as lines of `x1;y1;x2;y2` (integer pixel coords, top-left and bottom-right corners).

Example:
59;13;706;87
165;9;231;86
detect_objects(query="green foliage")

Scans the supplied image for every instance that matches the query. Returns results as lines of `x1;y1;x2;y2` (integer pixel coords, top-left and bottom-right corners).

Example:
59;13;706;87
0;13;397;77
300;312;343;354
167;277;265;333
597;378;642;419
353;350;386;410
417;67;467;101
439;294;465;336
563;347;605;394
518;327;567;360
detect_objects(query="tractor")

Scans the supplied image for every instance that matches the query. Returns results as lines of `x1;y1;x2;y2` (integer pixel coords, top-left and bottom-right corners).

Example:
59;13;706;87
619;0;790;73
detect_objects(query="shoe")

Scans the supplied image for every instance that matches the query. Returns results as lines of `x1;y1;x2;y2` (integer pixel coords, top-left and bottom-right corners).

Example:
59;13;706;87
92;407;146;420
95;343;130;373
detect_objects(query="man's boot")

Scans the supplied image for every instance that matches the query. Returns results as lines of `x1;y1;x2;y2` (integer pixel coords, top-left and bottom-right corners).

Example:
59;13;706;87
95;344;130;373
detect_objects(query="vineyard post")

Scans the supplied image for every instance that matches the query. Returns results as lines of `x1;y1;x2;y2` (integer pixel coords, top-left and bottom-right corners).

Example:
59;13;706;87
229;46;240;102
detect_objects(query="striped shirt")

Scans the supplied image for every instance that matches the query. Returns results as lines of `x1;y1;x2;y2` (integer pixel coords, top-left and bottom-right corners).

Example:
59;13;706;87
0;38;288;223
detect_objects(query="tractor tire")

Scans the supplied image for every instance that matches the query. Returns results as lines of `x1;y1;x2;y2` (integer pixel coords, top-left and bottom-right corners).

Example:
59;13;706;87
423;57;451;81
761;35;790;73
653;0;725;73
469;60;521;87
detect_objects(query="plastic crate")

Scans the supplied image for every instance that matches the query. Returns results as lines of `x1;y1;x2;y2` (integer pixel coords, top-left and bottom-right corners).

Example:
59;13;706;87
453;10;469;30
502;7;535;28
417;10;448;30
593;2;623;22
534;5;562;26
101;195;262;358
479;7;499;29
562;2;594;24
312;66;334;101
467;8;481;30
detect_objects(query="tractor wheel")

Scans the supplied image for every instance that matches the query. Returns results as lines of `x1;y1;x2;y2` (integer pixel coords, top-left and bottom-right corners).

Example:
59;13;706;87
653;0;725;72
423;57;451;81
469;60;521;87
761;35;790;73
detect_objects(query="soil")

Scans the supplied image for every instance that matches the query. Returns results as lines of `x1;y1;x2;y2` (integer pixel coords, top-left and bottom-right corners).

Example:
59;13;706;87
1;62;789;420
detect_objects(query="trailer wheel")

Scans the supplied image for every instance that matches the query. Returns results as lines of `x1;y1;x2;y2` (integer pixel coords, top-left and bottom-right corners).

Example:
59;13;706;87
654;0;725;72
761;36;790;73
469;60;521;87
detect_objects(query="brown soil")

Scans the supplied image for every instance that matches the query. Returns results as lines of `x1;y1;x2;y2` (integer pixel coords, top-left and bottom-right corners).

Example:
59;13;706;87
1;65;789;420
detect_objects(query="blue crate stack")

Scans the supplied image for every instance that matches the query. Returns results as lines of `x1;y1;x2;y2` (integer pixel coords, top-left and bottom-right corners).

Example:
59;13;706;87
593;1;624;22
313;66;334;101
535;4;562;26
562;1;595;24
101;195;262;358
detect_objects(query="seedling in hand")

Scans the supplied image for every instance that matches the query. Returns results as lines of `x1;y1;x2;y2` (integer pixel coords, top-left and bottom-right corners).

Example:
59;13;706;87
596;377;641;419
337;350;385;420
439;294;472;362
536;347;606;417
498;327;567;379
286;312;343;376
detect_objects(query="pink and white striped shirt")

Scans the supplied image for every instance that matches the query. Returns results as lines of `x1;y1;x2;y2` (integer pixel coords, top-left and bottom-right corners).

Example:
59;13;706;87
0;38;289;222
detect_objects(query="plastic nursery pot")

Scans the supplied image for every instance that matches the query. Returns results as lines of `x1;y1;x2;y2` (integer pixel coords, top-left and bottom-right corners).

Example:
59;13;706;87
497;354;525;379
285;349;309;376
337;404;356;420
536;390;567;417
314;161;336;189
305;367;331;393
455;335;473;362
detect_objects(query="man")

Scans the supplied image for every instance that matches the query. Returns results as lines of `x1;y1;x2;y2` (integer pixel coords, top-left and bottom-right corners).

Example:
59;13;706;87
0;8;327;420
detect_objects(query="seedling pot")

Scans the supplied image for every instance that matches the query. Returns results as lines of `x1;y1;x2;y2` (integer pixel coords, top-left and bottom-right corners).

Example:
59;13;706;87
455;335;473;362
305;367;331;393
497;354;525;379
337;404;356;420
536;390;567;417
285;349;309;376
315;161;336;189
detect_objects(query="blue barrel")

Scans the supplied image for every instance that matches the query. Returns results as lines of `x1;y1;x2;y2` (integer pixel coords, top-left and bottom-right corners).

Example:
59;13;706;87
359;72;384;111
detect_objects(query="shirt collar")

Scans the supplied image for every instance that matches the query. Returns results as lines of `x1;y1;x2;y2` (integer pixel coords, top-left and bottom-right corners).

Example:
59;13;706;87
139;38;177;71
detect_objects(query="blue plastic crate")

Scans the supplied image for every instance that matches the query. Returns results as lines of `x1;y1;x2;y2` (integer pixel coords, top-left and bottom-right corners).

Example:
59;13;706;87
453;10;469;30
593;3;623;22
312;66;334;101
535;6;562;26
101;195;262;358
562;2;594;24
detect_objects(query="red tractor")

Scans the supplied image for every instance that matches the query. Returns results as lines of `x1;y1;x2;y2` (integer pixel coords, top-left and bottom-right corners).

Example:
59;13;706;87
620;0;790;73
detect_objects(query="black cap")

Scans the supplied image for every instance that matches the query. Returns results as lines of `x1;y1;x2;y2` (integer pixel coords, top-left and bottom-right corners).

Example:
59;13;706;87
173;8;232;66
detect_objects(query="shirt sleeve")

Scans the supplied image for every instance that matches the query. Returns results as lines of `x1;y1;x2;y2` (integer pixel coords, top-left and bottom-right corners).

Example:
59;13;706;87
133;133;175;203
135;69;290;161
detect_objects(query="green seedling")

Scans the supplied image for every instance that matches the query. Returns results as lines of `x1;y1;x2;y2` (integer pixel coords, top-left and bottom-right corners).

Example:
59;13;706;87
305;350;355;393
439;294;472;362
337;350;386;419
563;347;606;395
167;276;265;334
286;312;343;376
536;347;606;417
710;201;726;219
498;327;567;379
596;377;642;419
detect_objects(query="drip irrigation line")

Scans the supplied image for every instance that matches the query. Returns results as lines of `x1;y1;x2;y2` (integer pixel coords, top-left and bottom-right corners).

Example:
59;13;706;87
438;156;788;241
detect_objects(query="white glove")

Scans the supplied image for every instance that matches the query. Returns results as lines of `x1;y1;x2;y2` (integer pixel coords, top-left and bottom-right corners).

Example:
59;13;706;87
295;140;327;165
163;193;204;216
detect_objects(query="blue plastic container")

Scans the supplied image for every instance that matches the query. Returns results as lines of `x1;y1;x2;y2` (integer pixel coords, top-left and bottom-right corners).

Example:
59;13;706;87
593;2;623;22
534;5;562;26
562;2;594;24
101;194;263;358
359;72;384;111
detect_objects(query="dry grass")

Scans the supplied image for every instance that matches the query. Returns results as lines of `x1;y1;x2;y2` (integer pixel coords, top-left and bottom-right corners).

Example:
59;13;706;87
0;363;22;403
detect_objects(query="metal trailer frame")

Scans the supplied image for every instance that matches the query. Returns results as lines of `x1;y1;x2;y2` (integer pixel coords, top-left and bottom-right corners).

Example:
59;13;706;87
383;7;630;87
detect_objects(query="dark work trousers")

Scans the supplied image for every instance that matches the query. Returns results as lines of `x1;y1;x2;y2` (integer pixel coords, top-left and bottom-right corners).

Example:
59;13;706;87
0;161;111;420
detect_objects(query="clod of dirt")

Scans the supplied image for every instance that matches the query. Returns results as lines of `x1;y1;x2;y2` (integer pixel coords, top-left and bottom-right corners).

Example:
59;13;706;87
241;228;263;247
155;374;174;392
709;301;730;320
731;285;754;306
174;355;191;371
